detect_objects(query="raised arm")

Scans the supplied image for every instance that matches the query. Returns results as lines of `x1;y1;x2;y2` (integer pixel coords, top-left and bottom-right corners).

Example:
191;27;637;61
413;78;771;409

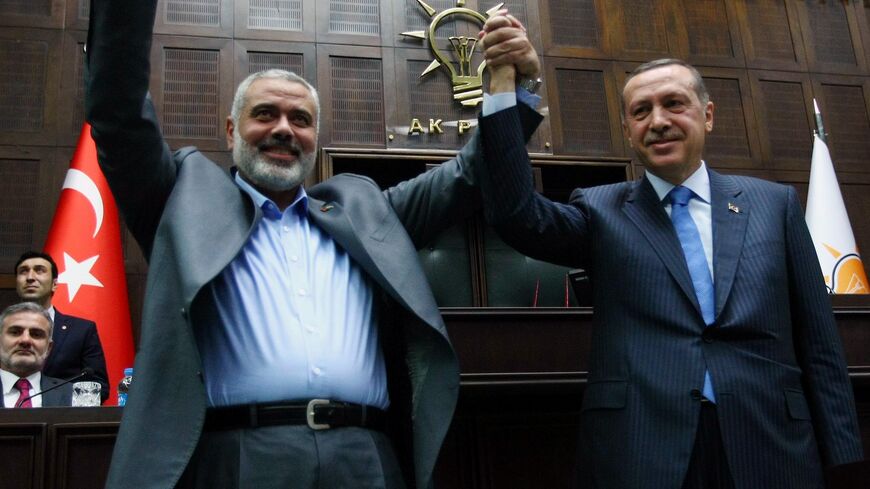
385;11;543;248
474;13;591;267
85;0;177;257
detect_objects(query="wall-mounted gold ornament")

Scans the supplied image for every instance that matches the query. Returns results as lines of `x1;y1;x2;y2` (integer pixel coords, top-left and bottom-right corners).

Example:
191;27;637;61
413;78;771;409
401;0;504;107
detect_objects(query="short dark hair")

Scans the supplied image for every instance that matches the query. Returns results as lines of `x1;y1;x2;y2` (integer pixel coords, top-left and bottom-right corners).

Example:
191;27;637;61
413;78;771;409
620;58;710;119
14;251;58;280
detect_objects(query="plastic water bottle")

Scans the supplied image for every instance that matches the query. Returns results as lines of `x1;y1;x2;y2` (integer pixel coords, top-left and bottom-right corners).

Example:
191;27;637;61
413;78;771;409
117;368;133;406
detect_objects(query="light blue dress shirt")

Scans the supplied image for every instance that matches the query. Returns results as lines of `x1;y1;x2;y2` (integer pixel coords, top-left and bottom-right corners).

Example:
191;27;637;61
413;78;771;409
194;172;389;408
646;163;714;278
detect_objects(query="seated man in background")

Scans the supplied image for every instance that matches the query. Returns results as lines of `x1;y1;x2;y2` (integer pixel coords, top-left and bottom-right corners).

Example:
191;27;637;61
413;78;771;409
15;251;108;402
0;302;72;407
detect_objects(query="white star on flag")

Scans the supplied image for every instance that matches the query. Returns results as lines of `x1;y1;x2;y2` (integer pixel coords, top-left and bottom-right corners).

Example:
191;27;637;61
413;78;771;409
58;252;104;302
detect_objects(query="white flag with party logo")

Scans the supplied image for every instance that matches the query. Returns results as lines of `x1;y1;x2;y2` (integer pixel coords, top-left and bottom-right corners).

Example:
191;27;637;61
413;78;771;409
805;134;868;294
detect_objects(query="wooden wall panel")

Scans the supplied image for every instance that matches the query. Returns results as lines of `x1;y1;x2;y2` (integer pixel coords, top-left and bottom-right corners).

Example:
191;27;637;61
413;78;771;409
547;59;621;157
0;0;64;29
814;76;870;174
0;158;41;271
153;0;233;37
0;146;62;273
795;0;865;75
57;31;88;147
613;0;670;61
316;45;392;148
541;0;609;58
149;35;234;151
748;71;814;170
699;68;760;169
0;28;62;147
233;0;315;42
316;0;393;46
735;0;807;71
670;0;744;67
63;0;90;31
231;40;317;90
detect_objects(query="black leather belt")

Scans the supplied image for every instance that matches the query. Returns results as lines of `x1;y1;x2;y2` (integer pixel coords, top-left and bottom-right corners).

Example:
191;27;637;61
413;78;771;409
204;399;386;431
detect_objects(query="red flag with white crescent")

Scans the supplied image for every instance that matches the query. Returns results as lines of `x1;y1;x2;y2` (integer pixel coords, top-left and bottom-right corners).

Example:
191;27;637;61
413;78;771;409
43;123;135;405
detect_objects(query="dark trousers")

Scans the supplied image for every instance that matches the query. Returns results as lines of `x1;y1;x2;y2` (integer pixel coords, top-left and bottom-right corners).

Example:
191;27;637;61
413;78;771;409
176;425;406;489
681;401;735;489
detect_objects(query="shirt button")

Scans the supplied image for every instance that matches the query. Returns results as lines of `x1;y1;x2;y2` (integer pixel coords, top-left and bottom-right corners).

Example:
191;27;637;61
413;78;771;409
305;324;316;333
283;225;291;232
312;366;322;376
290;255;299;262
298;289;307;296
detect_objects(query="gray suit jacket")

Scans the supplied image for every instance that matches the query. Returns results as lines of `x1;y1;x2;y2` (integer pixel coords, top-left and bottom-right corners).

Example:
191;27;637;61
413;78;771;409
86;1;540;488
478;107;863;488
1;374;73;408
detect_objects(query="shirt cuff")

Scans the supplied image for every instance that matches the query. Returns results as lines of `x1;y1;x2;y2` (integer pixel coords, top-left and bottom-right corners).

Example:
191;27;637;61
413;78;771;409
482;88;542;116
482;91;516;116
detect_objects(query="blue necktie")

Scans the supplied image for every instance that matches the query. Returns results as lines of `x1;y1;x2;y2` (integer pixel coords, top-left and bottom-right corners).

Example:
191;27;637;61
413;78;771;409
668;186;716;403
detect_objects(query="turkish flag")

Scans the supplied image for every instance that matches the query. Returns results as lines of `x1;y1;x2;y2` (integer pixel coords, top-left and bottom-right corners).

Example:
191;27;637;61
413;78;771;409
43;123;135;405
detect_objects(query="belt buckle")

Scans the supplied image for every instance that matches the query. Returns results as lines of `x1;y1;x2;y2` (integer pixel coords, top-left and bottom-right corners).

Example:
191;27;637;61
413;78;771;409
307;399;331;430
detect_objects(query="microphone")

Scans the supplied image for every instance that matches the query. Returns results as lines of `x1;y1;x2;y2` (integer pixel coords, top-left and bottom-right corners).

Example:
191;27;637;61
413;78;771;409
15;367;96;408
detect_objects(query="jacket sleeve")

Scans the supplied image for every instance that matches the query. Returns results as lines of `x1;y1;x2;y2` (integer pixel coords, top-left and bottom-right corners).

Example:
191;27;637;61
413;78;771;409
784;186;864;466
476;105;591;268
85;0;177;259
384;102;544;249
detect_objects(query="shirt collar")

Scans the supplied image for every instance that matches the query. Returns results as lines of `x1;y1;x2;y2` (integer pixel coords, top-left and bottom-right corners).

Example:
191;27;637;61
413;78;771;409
233;171;309;220
645;161;711;204
1;369;41;395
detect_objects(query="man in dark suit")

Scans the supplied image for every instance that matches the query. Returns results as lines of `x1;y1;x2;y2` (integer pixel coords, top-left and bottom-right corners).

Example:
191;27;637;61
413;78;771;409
0;302;72;407
14;251;109;402
85;1;541;488
479;15;863;489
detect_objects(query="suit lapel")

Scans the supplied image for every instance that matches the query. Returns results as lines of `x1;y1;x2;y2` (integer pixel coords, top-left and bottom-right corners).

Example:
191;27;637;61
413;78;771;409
306;196;388;284
709;170;748;320
622;178;703;315
307;196;443;332
46;309;69;370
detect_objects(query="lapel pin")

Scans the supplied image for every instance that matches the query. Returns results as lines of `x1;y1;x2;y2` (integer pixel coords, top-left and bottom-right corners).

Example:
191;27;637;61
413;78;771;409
728;202;740;214
320;204;334;212
62;325;67;330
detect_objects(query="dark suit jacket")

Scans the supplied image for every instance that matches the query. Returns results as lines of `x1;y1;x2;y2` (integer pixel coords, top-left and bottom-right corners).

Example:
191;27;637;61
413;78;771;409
43;309;109;402
477;107;864;488
85;1;539;488
1;374;73;407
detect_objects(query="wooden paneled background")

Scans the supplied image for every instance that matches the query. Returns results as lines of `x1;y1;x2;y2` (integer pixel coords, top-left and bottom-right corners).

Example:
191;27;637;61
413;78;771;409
1;1;870;487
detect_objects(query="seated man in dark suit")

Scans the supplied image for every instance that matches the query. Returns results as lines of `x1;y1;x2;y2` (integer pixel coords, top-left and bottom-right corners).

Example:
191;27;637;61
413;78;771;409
15;251;109;402
0;302;72;407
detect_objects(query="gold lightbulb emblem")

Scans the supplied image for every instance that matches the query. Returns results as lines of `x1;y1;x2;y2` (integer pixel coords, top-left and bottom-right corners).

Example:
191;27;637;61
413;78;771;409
402;0;503;107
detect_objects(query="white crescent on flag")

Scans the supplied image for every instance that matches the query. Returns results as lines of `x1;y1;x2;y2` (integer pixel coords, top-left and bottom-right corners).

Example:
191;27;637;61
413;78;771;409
62;168;104;238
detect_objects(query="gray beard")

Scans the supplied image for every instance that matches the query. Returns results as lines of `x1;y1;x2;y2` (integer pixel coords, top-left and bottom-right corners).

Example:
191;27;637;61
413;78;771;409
233;130;316;192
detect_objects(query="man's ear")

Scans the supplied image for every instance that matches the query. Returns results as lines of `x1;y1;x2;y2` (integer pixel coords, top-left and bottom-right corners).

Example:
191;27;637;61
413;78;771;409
226;116;235;149
622;120;633;148
704;101;714;133
50;278;57;295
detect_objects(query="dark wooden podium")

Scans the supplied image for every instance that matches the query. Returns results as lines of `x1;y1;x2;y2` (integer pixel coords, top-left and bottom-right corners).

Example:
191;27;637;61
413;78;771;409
0;407;121;489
